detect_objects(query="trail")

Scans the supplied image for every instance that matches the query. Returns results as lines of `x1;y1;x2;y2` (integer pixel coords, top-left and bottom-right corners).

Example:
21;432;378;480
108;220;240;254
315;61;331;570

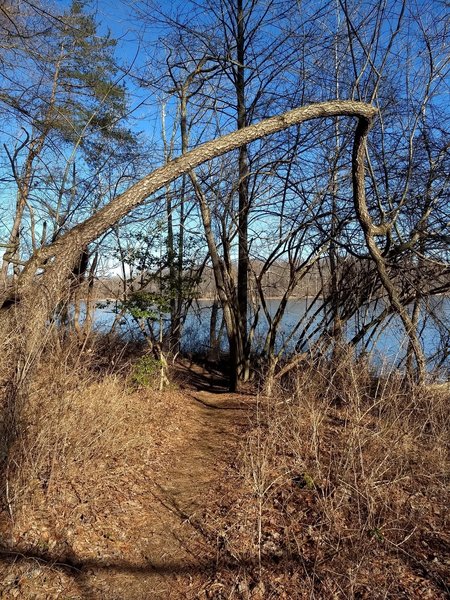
0;364;255;599
88;366;255;599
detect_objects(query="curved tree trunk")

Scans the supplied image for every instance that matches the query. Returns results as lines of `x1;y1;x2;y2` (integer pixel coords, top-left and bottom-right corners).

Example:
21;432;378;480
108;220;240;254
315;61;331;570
352;118;426;383
0;101;377;390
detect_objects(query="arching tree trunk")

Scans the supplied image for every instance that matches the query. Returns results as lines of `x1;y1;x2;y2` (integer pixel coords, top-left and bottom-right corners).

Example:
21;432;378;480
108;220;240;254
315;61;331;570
0;101;377;391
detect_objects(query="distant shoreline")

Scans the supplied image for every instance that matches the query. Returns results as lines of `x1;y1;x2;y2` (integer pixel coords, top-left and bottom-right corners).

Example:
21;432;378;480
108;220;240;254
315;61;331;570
91;295;320;304
88;293;449;305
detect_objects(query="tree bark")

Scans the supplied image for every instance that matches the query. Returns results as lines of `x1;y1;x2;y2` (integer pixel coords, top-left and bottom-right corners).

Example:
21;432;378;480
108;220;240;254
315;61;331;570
0;100;377;388
236;0;250;383
351;117;426;383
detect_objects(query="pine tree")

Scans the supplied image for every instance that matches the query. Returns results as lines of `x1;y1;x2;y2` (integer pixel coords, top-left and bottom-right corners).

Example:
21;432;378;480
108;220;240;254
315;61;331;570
1;0;135;283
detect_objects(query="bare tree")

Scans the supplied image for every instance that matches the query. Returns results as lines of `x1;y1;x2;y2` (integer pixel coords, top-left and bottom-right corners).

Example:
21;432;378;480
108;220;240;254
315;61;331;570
0;100;377;399
0;1;134;289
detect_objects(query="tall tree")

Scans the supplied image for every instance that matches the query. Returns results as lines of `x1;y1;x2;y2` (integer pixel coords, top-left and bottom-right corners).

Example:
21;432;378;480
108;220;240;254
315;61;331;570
149;0;305;385
0;0;133;287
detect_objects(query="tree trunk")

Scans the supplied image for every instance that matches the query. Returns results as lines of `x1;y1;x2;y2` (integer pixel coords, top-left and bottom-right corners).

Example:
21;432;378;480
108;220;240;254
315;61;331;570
0;101;377;390
351;117;426;383
236;0;250;383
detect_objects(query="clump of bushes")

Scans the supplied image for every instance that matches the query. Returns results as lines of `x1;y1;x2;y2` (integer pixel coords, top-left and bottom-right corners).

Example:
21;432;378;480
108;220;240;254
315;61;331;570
131;354;162;388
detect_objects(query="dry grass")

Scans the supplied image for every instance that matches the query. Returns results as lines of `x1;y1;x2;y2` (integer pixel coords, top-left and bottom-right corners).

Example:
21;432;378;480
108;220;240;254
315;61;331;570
1;334;134;520
0;333;202;598
213;350;449;598
0;334;448;598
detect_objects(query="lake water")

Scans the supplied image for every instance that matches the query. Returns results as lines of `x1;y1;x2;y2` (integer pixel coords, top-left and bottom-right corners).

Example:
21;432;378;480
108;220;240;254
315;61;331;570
92;297;450;375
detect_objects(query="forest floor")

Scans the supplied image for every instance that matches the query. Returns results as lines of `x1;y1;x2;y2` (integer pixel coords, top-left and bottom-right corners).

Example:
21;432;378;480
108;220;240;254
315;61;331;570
0;354;448;599
0;361;258;599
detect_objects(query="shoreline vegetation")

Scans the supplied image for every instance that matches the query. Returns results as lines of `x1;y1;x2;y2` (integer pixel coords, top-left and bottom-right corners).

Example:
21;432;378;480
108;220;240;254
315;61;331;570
84;263;450;304
92;294;322;303
90;267;327;302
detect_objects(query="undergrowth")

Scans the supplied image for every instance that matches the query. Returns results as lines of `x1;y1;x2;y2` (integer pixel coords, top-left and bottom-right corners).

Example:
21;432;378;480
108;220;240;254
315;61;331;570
0;336;448;599
214;349;449;598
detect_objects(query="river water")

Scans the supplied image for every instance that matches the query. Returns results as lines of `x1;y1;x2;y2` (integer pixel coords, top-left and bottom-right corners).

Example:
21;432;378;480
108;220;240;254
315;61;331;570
93;296;450;374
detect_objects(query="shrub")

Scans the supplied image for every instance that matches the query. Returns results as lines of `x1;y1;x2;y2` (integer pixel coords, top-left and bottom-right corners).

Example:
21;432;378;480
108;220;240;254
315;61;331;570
131;354;161;388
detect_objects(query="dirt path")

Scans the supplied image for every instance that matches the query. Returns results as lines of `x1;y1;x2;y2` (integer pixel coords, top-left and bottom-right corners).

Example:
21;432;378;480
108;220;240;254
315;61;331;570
0;366;255;599
154;391;253;594
88;388;254;599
